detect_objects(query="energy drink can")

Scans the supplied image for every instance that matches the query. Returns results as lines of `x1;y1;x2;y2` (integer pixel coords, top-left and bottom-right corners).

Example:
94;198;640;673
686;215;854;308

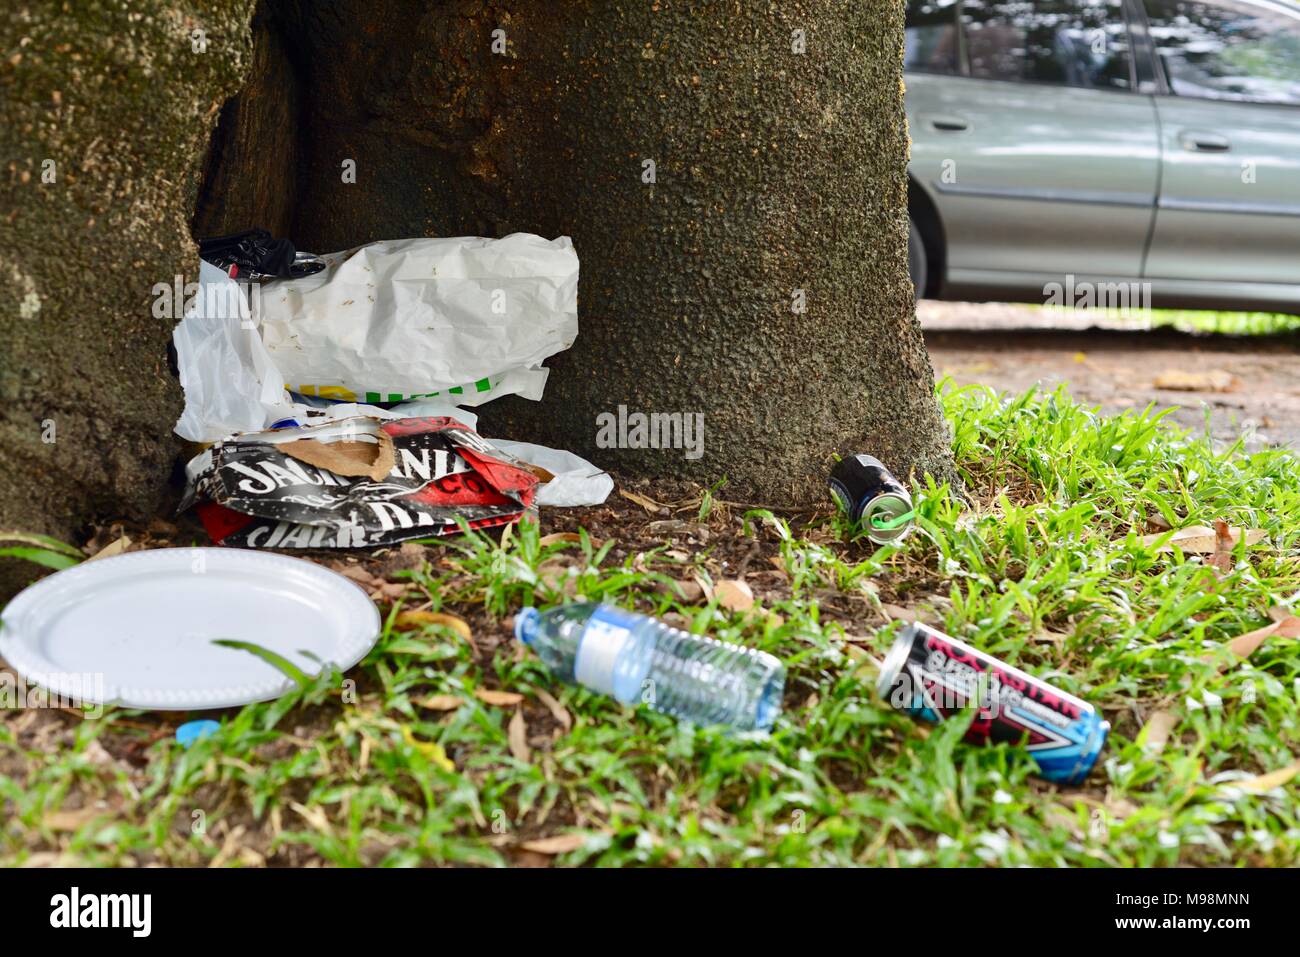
829;454;913;545
877;622;1109;785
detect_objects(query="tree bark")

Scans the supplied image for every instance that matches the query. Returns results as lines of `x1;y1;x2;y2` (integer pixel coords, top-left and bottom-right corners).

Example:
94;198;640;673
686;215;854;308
1;0;954;602
0;1;254;596
216;0;956;505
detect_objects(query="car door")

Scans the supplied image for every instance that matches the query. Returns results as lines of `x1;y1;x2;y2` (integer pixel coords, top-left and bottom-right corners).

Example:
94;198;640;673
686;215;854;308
906;0;1161;292
1139;0;1300;288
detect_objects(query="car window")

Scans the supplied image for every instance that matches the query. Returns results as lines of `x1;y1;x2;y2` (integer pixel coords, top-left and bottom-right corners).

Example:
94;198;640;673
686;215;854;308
905;0;961;75
1143;0;1300;105
961;0;1134;90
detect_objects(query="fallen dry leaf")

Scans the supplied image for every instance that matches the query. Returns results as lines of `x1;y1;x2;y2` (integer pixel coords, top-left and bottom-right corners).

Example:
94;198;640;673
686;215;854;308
395;610;472;642
1230;761;1300;794
618;488;664;512
1153;369;1240;393
395;541;427;569
85;535;131;562
476;688;525;707
538;558;578;597
508;708;531;762
520;832;591;855
336;564;379;586
714;578;754;612
1033;628;1069;647
1140;710;1178;754
399;727;455;772
1137;524;1266;554
1226;615;1300;658
371;581;409;601
416;694;464;712
44;807;103;832
539;532;584;547
534;687;572;731
671;578;705;602
1146;511;1174;532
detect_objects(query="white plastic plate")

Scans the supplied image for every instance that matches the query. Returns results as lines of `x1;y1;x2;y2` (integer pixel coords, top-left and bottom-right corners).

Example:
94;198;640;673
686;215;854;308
0;548;380;710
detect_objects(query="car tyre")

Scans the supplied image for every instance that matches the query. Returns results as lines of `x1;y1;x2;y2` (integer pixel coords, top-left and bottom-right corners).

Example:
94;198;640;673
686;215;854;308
907;215;927;301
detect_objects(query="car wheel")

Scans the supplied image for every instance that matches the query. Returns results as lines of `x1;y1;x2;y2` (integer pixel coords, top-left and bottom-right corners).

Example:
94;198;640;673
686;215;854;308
907;216;927;300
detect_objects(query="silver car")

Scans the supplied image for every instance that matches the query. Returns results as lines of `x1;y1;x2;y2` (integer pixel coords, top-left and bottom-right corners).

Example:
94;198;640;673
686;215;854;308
905;0;1300;312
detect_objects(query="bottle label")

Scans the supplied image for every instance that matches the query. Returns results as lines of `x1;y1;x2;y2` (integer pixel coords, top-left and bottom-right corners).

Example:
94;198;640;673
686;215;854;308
575;606;641;700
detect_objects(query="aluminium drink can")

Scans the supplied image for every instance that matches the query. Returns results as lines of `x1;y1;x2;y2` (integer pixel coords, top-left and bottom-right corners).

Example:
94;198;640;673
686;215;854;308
829;454;913;545
877;622;1109;785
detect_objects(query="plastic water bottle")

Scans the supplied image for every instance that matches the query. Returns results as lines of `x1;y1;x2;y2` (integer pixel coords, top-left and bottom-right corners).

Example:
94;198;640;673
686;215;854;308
514;603;785;732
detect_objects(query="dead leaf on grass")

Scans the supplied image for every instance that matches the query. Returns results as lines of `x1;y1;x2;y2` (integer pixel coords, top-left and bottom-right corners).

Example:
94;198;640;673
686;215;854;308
667;578;704;602
539;532;584;547
714;578;754;611
618;489;664;511
85;535;131;562
44;807;103;832
1225;614;1300;659
416;694;464;712
370;580;409;601
508;708;531;762
1153;369;1240;393
1229;761;1300;794
400;727;455;772
1137;524;1266;554
880;602;911;621
1146;511;1174;532
535;687;572;731
1033;627;1070;647
336;564;379;586
519;832;592;855
476;688;525;707
1140;710;1178;754
538;558;577;597
395;610;472;642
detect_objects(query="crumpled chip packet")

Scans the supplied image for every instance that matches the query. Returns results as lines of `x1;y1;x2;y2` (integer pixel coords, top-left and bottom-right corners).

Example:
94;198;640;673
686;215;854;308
182;416;539;549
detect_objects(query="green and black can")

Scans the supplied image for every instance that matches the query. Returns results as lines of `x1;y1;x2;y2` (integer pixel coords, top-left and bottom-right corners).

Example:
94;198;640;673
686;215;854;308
829;454;913;545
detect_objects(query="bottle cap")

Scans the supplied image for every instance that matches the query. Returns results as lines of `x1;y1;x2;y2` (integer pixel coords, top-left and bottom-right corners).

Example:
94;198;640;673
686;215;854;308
176;719;221;748
514;607;541;646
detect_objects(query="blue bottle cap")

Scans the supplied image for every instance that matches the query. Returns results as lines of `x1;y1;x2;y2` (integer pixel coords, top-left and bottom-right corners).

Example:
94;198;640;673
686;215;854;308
514;607;541;646
176;719;221;748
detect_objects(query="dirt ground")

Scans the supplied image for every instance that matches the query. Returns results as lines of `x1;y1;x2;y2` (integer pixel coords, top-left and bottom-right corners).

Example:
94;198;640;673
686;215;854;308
921;301;1300;453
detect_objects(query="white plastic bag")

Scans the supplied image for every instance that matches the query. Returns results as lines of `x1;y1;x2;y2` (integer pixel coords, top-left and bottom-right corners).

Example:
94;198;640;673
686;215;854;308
174;233;577;443
173;261;297;442
256;233;579;406
486;439;613;507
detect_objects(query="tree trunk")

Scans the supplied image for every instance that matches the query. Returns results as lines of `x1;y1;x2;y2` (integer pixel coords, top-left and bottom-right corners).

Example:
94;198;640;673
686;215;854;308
207;0;955;505
0;1;255;596
1;0;953;600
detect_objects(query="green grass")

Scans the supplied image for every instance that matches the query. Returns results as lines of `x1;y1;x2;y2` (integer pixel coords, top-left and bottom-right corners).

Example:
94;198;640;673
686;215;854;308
2;383;1299;866
1147;309;1300;337
1017;303;1300;336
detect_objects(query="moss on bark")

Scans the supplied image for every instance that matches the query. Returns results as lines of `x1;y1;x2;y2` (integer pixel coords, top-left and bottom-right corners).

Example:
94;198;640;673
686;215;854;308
0;1;255;595
257;0;955;504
